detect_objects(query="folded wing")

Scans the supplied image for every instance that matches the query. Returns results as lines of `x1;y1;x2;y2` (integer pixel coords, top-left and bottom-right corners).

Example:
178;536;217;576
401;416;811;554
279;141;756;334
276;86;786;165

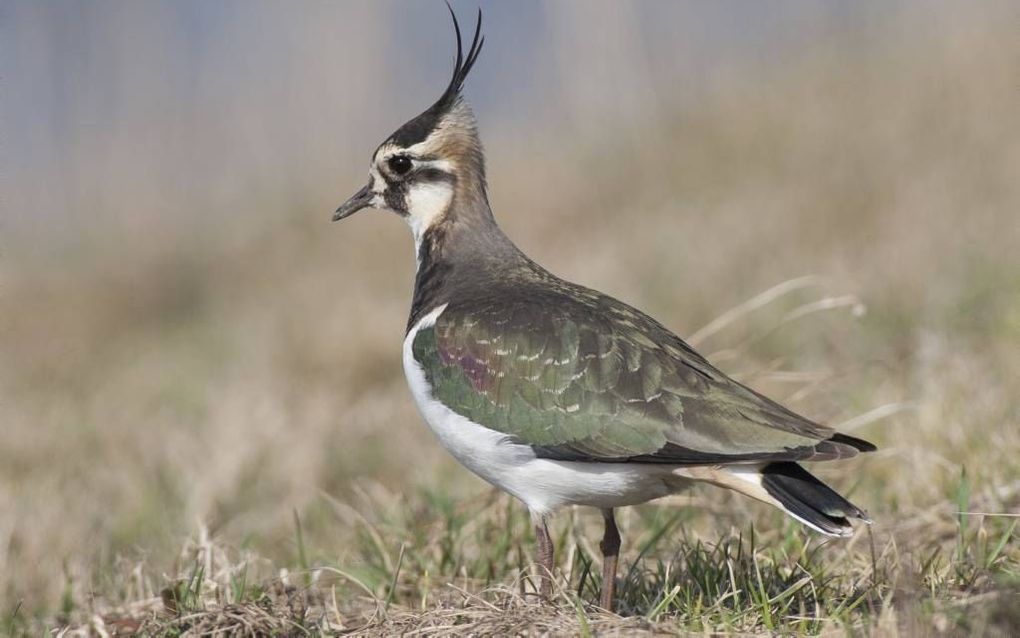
411;288;874;465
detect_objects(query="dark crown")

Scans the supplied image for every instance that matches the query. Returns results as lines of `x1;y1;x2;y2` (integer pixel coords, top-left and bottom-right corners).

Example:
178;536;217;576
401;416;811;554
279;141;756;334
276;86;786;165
389;6;485;148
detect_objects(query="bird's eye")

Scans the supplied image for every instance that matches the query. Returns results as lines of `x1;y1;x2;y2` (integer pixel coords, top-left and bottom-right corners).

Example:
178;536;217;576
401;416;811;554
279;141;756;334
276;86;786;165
387;155;413;176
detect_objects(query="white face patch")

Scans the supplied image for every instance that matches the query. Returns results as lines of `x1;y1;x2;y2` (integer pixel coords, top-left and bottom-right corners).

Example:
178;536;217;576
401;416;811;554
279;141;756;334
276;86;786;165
369;164;385;194
405;180;454;245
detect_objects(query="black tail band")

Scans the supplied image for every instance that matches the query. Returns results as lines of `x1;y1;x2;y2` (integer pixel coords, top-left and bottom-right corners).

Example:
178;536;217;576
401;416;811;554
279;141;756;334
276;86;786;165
761;462;870;536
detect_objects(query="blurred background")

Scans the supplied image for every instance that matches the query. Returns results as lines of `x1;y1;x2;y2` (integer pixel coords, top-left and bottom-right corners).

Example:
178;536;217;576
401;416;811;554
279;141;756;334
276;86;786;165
2;0;1018;619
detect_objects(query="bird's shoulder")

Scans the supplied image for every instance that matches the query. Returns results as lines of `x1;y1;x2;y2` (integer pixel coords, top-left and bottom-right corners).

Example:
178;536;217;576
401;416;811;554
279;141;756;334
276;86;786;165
432;276;721;387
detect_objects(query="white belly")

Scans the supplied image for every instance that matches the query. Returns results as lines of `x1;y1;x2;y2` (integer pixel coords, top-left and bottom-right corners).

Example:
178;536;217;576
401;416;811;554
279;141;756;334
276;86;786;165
402;305;686;516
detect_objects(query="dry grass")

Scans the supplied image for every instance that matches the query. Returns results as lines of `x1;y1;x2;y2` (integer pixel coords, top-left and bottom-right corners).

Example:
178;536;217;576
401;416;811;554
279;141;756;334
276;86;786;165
3;2;1019;635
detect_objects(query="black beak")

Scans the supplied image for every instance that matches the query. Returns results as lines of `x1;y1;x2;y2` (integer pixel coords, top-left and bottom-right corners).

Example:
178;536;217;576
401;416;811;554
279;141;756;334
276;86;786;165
333;183;375;221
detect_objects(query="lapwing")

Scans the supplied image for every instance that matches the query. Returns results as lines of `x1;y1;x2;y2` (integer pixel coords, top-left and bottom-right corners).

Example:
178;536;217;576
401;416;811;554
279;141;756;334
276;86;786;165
332;7;875;612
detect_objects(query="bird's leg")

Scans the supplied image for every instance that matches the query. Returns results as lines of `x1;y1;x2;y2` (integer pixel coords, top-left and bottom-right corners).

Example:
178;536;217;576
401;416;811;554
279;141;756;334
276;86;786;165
533;514;554;597
599;508;621;611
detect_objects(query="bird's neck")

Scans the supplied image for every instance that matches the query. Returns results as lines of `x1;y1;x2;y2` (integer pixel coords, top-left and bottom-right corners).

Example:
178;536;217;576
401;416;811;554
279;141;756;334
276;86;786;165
407;190;532;332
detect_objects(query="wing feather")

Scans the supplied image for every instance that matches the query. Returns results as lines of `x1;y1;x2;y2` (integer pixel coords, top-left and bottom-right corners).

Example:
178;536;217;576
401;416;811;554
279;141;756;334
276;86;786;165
412;287;870;465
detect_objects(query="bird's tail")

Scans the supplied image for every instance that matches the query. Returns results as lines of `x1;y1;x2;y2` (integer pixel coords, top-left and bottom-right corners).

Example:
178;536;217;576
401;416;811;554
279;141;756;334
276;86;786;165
758;461;871;537
677;461;871;538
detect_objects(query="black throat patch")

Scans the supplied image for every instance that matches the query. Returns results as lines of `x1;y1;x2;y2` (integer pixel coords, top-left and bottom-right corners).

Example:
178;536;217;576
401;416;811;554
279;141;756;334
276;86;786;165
408;224;453;331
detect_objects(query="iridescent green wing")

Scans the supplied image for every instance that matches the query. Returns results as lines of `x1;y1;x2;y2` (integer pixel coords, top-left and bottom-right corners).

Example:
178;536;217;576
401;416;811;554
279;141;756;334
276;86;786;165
412;292;857;463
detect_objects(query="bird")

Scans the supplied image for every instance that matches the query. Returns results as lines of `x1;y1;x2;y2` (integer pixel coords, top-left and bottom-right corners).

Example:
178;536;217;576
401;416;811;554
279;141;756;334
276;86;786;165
332;7;875;612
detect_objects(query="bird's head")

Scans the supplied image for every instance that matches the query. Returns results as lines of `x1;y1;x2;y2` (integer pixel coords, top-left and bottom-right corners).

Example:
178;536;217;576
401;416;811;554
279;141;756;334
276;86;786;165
334;7;487;243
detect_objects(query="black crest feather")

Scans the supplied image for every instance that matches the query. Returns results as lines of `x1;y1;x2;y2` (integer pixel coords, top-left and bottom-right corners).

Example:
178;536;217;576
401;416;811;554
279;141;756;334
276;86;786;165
438;3;484;112
389;4;485;148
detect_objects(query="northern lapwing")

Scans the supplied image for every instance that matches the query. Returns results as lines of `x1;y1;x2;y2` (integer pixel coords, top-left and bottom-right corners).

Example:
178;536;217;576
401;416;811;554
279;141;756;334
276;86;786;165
333;7;875;612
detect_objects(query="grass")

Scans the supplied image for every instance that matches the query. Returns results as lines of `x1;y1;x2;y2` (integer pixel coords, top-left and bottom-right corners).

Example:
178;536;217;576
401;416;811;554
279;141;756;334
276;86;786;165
24;476;1018;635
3;2;1020;635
